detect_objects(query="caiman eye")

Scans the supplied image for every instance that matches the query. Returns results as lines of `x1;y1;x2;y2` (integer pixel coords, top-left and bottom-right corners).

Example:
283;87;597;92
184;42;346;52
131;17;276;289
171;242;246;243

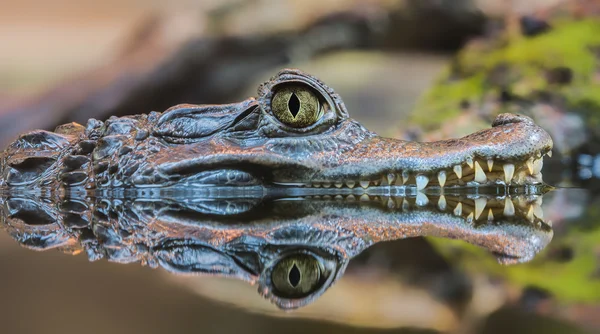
271;254;322;298
271;85;324;128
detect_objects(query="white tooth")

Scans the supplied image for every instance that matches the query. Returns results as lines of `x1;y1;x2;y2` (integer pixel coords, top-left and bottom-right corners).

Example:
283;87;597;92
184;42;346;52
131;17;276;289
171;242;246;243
503;164;515;183
416;192;429;206
322;182;331;188
466;212;474;223
466;157;474;168
438;195;447;210
416;175;429;190
438;171;447;188
360;194;370;201
526;158;534;174
474;161;487;183
453;165;463;179
313;183;321;188
526;206;535;221
533;203;544;219
453;203;462;216
360;181;370;189
346;181;356;188
386;198;395;209
533;159;543;174
487;159;494;172
334;182;343;188
474;197;487;219
503;198;515;216
402;171;409;184
488;209;494;221
547;151;553;157
387;173;395;185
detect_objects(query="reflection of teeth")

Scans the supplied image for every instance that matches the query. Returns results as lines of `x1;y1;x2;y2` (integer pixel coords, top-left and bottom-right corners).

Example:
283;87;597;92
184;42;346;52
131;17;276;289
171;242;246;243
487;159;494;172
387;173;395;185
438;171;446;188
526;205;535;221
453;165;462;179
487;208;494;221
453;203;463;216
466;212;474;223
346;181;356;188
466;157;474;168
386;198;395;209
402;171;409;184
346;194;356;201
360;194;370;201
504;198;515;216
416;175;429;190
474;197;487;219
474;161;487;183
532;159;543;174
438;195;447;210
360;181;370;189
402;200;410;211
416;192;429;206
526;158;534;174
503;164;515;183
335;195;343;200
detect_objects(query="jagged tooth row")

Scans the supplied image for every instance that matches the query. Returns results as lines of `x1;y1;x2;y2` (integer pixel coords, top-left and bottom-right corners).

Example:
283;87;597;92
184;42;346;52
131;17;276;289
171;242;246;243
303;152;548;189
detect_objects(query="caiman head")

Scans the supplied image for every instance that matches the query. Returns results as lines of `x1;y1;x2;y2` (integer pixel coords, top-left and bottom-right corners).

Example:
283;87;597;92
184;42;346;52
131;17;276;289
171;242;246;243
1;69;553;190
1;193;552;310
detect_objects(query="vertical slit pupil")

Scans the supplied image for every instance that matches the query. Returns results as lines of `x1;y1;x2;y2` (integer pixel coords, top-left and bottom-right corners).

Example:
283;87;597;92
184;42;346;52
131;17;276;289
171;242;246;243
289;264;301;287
288;93;301;118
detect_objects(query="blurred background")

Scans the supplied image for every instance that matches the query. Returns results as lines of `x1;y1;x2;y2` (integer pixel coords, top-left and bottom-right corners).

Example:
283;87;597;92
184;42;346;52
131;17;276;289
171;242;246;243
1;0;600;333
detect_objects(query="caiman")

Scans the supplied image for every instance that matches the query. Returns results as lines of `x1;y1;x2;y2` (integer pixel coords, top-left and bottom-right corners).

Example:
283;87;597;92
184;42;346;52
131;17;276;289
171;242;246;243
0;69;553;193
1;193;551;310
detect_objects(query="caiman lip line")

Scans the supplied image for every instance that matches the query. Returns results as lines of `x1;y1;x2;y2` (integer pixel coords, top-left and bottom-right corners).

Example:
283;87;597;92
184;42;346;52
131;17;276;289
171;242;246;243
278;149;552;189
300;193;549;226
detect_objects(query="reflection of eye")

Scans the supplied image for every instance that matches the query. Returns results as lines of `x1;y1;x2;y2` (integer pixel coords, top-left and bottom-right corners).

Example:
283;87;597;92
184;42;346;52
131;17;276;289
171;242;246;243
271;254;322;298
271;85;324;128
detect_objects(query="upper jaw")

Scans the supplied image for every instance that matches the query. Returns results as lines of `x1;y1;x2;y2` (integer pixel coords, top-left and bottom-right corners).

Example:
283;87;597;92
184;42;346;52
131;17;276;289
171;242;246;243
275;113;553;189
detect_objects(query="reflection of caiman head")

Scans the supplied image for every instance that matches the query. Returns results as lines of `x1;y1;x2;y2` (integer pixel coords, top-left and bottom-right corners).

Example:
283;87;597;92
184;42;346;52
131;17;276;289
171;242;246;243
1;192;552;310
1;69;552;190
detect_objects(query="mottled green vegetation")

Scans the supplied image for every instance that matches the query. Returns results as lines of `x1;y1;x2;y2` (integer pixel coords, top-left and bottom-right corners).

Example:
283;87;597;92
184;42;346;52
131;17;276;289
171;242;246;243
412;19;600;134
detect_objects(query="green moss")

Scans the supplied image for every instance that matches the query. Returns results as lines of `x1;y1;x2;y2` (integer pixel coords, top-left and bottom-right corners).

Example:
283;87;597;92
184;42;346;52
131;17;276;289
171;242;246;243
412;19;600;132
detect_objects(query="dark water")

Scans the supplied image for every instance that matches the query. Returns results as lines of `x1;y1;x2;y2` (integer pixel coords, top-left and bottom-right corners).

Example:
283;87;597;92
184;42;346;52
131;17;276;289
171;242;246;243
0;156;598;334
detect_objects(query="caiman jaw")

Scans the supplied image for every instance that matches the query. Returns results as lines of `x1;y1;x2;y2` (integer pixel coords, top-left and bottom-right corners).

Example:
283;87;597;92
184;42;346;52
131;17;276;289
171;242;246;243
276;113;553;190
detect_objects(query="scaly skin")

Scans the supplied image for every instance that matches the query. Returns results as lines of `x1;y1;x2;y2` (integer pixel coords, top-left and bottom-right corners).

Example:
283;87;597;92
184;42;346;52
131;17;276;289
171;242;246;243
0;69;553;192
0;192;551;310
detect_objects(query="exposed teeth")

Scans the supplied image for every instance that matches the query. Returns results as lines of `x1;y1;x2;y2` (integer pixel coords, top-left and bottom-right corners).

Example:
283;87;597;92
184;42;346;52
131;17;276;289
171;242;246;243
474;197;487;219
438;195;447;210
526;158;534;174
322;182;331;188
438;171;447;188
533;203;544;218
346;181;356;188
416;175;429;190
453;165;463;179
402;171;409;184
416;192;429;206
474;161;487;183
547;151;552;157
347;194;356;201
387;173;395;185
360;181;370;189
334;195;343;200
313;183;321;188
532;159;543;174
466;157;474;168
334;182;343;188
386;198;395;209
453;203;462;216
360;194;370;201
487;208;494;221
526;205;535;221
487;159;494;172
504;198;515;216
466;212;474;223
503;164;515;183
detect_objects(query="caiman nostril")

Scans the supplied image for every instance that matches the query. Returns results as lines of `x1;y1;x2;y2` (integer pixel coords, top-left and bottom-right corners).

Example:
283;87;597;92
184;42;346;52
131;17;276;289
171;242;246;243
492;113;535;127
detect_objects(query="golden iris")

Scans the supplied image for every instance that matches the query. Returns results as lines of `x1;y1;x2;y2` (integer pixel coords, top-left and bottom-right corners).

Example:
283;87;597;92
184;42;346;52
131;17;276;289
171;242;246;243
271;254;322;298
271;85;323;128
